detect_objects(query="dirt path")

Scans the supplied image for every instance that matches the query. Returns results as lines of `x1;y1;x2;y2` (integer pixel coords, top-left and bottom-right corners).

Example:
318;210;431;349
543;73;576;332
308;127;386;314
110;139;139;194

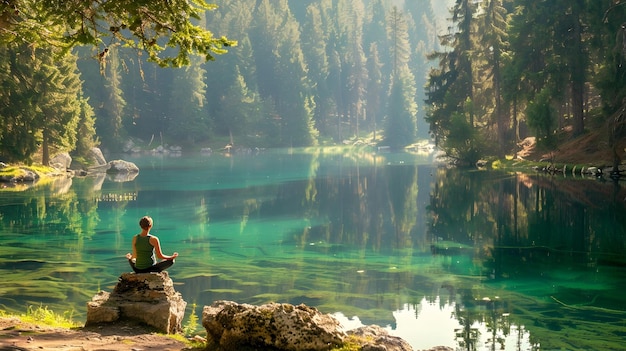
0;318;199;351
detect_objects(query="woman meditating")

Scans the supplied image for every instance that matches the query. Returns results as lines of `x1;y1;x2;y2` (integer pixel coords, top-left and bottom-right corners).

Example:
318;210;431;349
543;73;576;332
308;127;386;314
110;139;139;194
126;216;178;273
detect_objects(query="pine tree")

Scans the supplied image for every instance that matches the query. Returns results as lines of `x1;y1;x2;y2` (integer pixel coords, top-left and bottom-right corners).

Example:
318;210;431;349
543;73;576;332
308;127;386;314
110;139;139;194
72;97;99;164
477;0;509;155
0;45;41;163
37;49;83;166
0;43;85;164
251;0;318;146
98;45;126;149
168;57;209;144
202;0;256;142
364;0;393;131
274;8;318;147
425;0;480;162
383;8;417;148
385;67;417;148
452;0;477;127
251;0;281;104
589;0;626;113
216;66;260;138
365;43;384;140
506;0;580;143
301;4;331;134
387;6;411;77
406;0;438;139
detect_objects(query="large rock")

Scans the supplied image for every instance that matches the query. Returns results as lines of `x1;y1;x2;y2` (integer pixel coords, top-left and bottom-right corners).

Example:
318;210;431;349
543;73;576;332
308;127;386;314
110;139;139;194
107;159;139;174
50;152;72;171
89;147;107;166
86;272;186;334
201;301;414;351
202;301;345;351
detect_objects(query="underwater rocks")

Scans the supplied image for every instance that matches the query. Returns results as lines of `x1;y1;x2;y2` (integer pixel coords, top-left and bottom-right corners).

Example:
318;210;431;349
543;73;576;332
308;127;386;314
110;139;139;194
85;271;186;334
202;300;413;351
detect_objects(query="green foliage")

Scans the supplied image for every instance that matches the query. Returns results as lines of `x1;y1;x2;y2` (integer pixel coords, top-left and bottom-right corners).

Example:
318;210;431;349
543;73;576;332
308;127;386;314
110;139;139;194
182;303;199;336
330;335;364;351
444;111;485;166
526;88;555;146
382;8;417;149
384;73;417;148
71;98;99;165
0;0;235;67
425;0;626;162
2;0;449;154
38;47;83;165
95;45;126;149
0;47;40;163
168;57;210;144
20;0;626;160
21;304;80;329
0;43;89;164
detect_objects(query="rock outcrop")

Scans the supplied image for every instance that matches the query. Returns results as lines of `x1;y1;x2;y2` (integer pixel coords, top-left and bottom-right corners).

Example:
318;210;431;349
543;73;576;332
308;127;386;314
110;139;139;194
202;300;413;351
50;153;72;171
0;167;39;183
86;272;186;334
89;147;108;166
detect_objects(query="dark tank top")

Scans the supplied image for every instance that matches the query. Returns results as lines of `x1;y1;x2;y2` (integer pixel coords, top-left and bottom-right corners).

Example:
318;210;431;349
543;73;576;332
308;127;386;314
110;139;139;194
135;234;156;269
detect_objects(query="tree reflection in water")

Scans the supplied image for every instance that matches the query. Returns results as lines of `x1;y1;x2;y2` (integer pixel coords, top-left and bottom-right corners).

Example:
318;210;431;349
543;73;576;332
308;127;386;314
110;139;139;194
0;152;624;351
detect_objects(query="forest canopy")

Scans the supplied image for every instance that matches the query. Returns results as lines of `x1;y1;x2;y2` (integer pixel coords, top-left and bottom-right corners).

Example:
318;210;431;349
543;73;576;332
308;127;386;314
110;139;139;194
426;0;626;165
1;0;626;167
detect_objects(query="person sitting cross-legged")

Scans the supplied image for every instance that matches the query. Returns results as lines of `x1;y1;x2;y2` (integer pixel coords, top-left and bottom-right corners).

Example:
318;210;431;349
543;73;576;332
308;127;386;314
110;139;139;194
126;216;178;273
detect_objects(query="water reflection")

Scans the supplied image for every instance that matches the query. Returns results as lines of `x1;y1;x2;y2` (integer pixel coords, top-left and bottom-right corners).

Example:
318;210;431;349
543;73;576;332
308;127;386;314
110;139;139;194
336;297;536;351
0;151;625;351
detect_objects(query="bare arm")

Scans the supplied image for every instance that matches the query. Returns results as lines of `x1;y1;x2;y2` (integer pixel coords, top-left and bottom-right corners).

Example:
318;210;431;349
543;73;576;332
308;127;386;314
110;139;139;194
149;236;178;260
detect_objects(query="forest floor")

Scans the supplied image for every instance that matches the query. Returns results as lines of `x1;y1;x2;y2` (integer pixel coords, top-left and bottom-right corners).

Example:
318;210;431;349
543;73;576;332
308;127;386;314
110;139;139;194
518;126;626;167
0;317;202;351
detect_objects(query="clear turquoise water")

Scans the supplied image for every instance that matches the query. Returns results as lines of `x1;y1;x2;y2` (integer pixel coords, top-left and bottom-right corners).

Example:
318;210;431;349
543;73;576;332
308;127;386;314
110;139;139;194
0;149;625;350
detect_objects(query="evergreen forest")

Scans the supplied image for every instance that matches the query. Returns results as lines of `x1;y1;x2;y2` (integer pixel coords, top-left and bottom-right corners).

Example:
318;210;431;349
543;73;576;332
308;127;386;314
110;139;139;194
2;0;626;167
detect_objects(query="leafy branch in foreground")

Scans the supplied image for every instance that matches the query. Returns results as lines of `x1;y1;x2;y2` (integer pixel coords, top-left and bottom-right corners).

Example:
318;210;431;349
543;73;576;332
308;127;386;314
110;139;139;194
0;0;236;67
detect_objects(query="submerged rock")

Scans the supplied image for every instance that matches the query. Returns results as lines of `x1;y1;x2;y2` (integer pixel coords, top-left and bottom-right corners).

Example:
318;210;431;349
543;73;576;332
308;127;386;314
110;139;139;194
86;272;186;334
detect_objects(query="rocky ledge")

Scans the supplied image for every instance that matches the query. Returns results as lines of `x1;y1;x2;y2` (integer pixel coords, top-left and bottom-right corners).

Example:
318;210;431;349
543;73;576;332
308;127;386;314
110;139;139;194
85;272;186;334
202;300;414;351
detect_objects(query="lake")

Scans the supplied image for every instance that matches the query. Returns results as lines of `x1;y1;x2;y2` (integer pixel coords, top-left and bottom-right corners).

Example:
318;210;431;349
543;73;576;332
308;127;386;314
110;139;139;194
0;149;625;350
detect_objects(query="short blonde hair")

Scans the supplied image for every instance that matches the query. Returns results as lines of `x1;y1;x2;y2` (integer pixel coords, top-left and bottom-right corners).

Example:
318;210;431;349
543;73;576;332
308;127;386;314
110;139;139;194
139;216;153;229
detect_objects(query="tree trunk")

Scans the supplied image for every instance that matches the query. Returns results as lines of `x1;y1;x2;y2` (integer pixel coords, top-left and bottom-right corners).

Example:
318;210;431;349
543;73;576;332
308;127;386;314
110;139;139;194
571;8;585;136
42;131;50;166
493;48;505;158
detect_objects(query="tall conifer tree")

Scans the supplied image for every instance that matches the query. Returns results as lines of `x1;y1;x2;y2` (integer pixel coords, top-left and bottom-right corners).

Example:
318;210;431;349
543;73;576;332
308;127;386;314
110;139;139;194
384;7;417;148
478;0;509;155
169;57;209;144
302;4;331;134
